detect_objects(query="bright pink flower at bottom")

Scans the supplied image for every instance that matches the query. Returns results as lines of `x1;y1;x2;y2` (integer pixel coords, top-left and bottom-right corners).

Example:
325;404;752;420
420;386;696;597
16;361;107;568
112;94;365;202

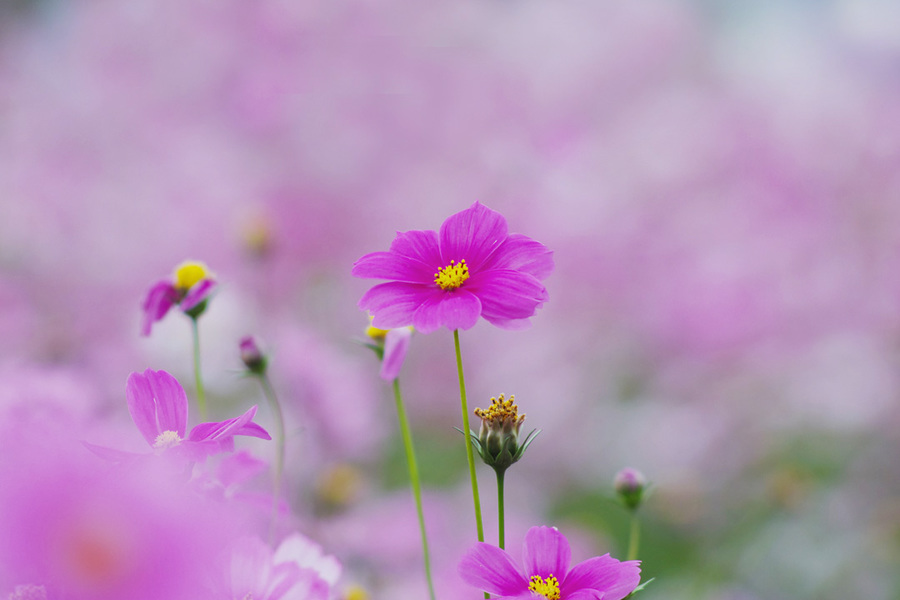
458;526;640;600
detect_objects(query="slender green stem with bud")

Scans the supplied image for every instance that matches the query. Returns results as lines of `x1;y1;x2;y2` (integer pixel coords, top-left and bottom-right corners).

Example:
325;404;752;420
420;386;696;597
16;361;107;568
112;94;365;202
190;316;207;421
454;329;485;544
496;469;506;550
392;378;437;600
627;511;641;561
258;373;286;542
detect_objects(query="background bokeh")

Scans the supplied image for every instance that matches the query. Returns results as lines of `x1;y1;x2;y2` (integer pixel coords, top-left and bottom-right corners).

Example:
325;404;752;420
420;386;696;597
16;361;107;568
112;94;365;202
2;0;900;598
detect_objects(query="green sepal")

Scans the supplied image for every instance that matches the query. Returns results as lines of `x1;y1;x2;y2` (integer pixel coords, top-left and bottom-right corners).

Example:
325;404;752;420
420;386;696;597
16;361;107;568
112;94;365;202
624;578;655;599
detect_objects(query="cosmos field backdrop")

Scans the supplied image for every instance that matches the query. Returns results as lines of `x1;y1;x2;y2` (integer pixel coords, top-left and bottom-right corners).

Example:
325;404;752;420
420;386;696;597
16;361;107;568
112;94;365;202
2;0;900;598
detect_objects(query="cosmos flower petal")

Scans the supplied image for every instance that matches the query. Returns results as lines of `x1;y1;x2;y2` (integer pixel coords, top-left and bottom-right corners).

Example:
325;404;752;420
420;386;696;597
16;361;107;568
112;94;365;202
352;251;432;283
359;281;431;329
467;270;548;327
140;280;177;336
439;202;508;270
412;289;481;333
188;405;265;442
565;590;605;600
126;369;188;446
181;278;216;311
380;327;412;381
234;420;273;440
229;536;274;598
458;542;528;596
481;233;555;280
561;555;641;600
523;526;571;580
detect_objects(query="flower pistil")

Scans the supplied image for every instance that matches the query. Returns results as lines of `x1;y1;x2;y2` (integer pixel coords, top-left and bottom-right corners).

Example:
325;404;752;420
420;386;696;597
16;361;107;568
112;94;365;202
528;574;561;599
434;259;469;290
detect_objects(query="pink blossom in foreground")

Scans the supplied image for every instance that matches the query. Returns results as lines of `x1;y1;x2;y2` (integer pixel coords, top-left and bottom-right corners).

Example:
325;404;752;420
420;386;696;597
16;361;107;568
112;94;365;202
458;526;640;600
0;437;243;600
353;202;553;333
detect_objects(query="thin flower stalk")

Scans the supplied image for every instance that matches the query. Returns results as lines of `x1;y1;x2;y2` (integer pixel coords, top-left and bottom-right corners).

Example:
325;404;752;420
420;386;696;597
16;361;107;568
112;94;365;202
496;469;506;550
454;330;485;544
392;378;437;600
190;316;207;421
627;514;641;562
258;372;287;542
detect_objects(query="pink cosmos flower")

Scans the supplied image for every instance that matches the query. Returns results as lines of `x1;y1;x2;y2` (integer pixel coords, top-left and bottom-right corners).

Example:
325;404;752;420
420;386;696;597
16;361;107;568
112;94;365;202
88;369;270;463
141;261;216;336
352;202;553;333
458;526;641;600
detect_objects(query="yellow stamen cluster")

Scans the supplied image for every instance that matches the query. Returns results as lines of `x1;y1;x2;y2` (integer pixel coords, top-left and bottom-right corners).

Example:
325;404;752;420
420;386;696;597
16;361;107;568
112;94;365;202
343;585;370;600
528;574;561;600
434;259;469;290
474;393;524;428
173;260;212;291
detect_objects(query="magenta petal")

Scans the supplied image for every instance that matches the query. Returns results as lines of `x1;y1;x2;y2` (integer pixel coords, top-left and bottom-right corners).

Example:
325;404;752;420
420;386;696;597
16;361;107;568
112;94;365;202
523;526;571;581
467;270;548;325
126;369;188;447
480;233;555;280
352;251;431;283
141;280;177;336
439;202;509;270
561;556;641;600
458;542;527;596
234;421;272;440
380;327;412;381
359;281;430;329
181;278;216;311
565;591;605;600
412;289;481;333
388;229;444;268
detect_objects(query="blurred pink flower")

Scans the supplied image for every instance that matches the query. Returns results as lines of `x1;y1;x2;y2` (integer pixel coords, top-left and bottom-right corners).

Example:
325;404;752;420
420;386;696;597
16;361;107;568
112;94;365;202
88;369;270;463
353;202;553;333
0;437;245;600
458;526;640;600
221;533;340;600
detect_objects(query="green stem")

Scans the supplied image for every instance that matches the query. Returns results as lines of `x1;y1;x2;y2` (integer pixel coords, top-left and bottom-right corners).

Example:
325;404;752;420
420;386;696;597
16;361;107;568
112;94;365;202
627;511;641;561
392;378;437;600
190;317;207;421
496;469;506;550
259;373;286;543
453;330;485;543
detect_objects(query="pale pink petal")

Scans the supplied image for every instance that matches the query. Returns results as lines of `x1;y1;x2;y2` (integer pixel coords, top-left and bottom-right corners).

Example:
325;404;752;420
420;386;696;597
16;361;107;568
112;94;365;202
439;202;509;270
458;542;527;596
480;233;554;280
229;536;273;598
561;556;641;600
358;281;432;329
380;327;412;381
188;405;265;442
126;369;188;447
523;526;571;581
412;289;481;333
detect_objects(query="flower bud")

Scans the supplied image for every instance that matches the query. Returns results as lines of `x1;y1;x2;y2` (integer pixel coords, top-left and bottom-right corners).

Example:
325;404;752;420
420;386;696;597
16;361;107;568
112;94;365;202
614;467;647;510
239;335;268;375
471;394;538;473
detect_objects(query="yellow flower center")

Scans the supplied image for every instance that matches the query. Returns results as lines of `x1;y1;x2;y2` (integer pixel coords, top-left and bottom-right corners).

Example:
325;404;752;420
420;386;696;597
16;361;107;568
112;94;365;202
528;574;561;599
434;259;469;290
153;430;183;450
474;393;524;427
343;585;370;600
173;260;212;291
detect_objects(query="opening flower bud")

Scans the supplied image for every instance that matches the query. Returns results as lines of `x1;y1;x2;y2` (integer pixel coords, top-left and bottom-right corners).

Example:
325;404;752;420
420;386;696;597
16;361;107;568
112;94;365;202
239;335;268;375
471;394;538;473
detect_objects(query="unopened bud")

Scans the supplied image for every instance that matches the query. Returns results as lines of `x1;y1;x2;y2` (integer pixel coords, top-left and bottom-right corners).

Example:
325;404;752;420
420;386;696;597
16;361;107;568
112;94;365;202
614;467;647;510
239;335;268;375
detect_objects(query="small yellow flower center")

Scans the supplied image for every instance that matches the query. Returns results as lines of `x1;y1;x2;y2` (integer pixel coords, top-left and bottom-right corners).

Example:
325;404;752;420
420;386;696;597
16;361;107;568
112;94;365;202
153;430;183;450
528;574;561;599
343;584;370;600
474;393;524;428
434;259;469;290
173;260;212;291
